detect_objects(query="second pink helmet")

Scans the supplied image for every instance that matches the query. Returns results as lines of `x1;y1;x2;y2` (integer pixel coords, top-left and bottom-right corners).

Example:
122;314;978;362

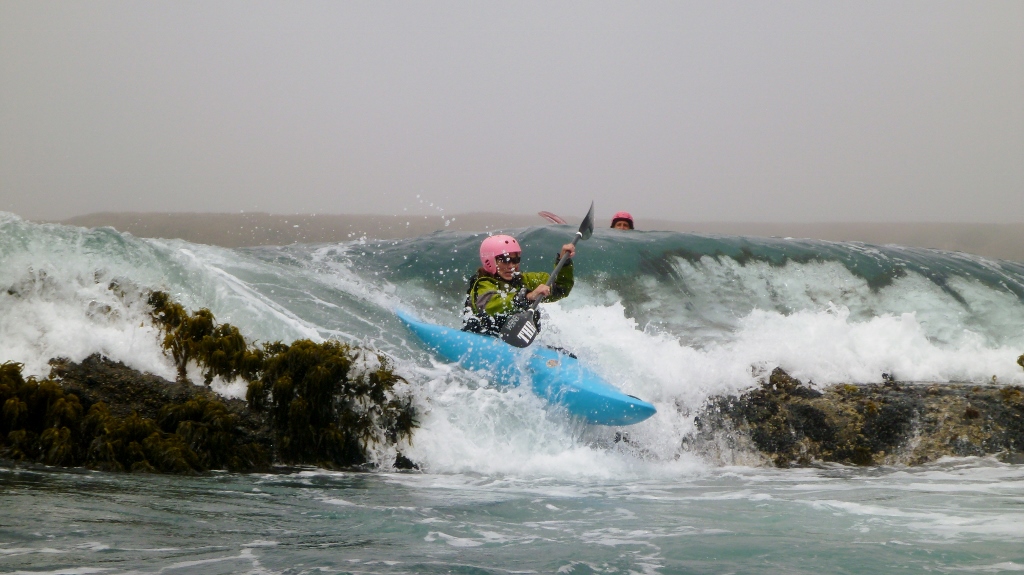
479;234;522;274
611;211;634;229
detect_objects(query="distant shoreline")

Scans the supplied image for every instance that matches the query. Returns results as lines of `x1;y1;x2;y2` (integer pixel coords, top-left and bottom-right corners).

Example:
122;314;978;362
53;212;1024;263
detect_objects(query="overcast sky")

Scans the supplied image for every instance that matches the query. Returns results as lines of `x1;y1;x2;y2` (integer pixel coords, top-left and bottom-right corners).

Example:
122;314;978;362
1;1;1021;223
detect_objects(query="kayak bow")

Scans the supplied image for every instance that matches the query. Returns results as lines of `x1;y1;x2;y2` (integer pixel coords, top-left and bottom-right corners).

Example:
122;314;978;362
396;310;656;426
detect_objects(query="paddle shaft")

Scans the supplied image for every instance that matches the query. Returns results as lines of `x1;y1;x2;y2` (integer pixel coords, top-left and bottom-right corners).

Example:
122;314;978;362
528;232;582;310
498;201;594;347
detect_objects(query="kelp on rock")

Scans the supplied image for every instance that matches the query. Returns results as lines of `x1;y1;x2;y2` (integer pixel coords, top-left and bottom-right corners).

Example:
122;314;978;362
0;290;417;474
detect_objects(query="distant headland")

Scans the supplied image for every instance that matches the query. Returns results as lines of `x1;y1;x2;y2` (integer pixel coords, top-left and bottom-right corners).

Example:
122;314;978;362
53;212;1024;263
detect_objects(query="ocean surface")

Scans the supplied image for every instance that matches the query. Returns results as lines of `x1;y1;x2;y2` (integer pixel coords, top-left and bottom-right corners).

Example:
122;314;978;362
3;212;1024;574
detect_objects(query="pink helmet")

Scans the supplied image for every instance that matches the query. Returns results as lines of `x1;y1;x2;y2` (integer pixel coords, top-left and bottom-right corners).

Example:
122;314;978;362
611;211;634;229
479;234;522;274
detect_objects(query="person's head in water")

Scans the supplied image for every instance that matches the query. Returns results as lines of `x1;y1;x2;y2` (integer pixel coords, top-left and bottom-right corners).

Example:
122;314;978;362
479;234;522;281
611;211;634;230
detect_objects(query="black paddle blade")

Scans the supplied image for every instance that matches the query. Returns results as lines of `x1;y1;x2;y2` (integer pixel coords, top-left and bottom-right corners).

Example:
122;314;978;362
578;201;595;240
499;309;540;348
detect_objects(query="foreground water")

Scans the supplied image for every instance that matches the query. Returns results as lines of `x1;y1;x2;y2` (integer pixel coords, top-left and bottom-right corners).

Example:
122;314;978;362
3;213;1024;573
5;459;1024;574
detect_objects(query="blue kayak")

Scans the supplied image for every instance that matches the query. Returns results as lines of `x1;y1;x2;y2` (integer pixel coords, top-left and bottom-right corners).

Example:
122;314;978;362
396;310;657;426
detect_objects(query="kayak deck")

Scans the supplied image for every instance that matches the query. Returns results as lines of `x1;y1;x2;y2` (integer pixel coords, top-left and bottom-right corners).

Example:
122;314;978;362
396;310;656;426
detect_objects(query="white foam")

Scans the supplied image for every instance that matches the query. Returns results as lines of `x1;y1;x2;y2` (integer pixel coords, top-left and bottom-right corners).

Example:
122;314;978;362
424;531;484;547
807;498;1024;538
393;356;710;478
545;297;1024;396
7;564;112;568
614;253;1024;352
0;219;327;385
7;215;1024;481
396;293;1021;478
388;282;1024;478
0;267;176;379
322;498;357;507
955;563;1024;572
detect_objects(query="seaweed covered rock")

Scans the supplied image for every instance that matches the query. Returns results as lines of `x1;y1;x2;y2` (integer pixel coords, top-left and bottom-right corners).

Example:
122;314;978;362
688;367;1024;467
1;289;418;474
247;339;416;468
147;290;417;469
0;357;270;472
147;291;263;384
149;288;415;468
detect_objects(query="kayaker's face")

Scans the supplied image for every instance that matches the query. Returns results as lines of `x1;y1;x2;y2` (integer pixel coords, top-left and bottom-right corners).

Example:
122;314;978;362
612;220;632;230
495;253;521;280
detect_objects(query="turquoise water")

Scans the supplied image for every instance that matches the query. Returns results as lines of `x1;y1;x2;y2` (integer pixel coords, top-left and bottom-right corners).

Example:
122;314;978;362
3;213;1024;573
5;460;1024;574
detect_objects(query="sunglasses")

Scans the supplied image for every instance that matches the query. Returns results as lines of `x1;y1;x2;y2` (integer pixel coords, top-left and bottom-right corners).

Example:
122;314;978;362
495;254;521;264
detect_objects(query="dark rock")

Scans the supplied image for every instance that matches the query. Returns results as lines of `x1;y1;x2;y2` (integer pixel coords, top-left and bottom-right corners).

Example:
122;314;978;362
861;397;918;453
50;355;247;421
688;368;1024;467
0;355;272;473
394;452;418;470
2;289;421;475
2;353;422;473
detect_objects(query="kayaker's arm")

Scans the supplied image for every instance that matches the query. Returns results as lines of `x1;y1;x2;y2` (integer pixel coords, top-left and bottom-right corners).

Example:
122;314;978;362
548;253;574;302
521;256;573;304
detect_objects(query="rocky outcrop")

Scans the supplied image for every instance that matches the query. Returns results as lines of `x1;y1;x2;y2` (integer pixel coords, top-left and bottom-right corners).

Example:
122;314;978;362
687;368;1024;466
51;354;251;423
0;289;418;474
0;355;271;473
0;353;420;473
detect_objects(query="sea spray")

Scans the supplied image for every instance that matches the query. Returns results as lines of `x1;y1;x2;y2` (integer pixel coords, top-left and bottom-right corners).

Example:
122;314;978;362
4;214;1024;477
7;215;1024;574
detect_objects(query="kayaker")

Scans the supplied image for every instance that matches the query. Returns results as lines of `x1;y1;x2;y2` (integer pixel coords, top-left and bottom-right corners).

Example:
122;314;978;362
611;211;634;230
462;234;575;337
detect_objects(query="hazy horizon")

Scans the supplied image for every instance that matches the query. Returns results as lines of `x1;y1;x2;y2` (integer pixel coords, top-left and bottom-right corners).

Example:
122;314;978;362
37;208;1024;226
49;210;1024;263
2;2;1022;223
